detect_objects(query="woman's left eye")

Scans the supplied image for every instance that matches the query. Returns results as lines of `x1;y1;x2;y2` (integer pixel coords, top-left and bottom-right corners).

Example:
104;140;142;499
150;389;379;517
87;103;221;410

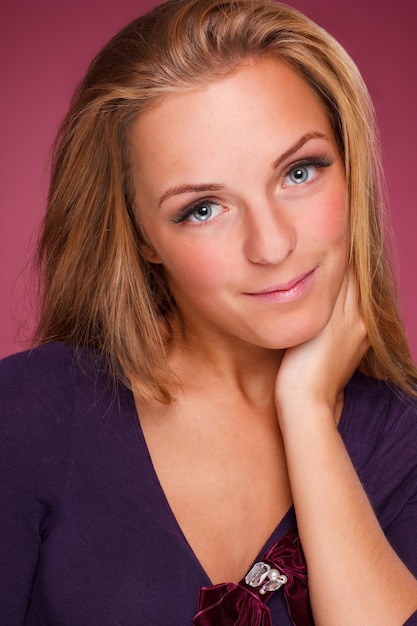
283;158;333;187
284;164;317;186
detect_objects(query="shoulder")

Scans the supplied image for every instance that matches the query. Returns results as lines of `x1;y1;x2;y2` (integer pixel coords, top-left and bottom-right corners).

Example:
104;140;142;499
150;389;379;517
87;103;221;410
343;371;417;437
341;372;417;525
0;344;82;523
0;341;135;445
0;342;77;440
0;342;130;503
0;342;77;419
0;342;108;409
1;341;84;390
341;371;417;460
0;342;109;460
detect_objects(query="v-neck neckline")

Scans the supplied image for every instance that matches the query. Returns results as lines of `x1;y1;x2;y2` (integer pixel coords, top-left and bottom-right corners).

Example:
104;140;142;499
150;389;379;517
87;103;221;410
124;375;354;586
125;387;296;585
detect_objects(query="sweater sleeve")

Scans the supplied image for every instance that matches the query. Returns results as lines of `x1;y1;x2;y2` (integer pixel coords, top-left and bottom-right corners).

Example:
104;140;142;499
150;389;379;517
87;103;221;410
341;375;417;625
0;345;75;624
385;436;417;626
382;400;417;582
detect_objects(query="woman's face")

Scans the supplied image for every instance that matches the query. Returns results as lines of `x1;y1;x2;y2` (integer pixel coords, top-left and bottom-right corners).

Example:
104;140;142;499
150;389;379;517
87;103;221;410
132;58;349;350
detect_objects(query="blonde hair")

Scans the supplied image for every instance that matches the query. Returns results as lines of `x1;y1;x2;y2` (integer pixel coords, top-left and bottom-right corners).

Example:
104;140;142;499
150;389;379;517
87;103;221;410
35;0;417;401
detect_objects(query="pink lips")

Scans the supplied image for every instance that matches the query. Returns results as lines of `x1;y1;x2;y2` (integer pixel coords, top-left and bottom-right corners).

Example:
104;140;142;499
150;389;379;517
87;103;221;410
245;269;316;303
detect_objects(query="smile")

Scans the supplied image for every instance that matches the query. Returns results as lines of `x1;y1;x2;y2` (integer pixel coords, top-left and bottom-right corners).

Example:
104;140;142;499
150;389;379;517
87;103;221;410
245;269;317;303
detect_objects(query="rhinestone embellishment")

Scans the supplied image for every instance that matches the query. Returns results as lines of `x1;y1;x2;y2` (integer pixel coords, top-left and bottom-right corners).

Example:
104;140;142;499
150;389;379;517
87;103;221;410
245;561;288;595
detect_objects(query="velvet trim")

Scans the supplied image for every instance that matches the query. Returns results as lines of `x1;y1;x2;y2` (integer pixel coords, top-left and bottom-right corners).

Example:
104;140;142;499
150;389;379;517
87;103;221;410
192;527;314;626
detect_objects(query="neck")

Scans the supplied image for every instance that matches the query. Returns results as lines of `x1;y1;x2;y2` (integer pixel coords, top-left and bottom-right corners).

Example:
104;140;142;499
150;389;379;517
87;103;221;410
167;316;284;407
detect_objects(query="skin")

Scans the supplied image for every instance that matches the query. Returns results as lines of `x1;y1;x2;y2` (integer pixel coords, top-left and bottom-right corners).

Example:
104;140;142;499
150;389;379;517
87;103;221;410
133;59;349;354
131;58;417;624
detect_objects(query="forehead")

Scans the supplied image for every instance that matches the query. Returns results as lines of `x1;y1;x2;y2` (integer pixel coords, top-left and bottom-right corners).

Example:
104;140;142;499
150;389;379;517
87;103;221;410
134;56;328;127
131;57;334;188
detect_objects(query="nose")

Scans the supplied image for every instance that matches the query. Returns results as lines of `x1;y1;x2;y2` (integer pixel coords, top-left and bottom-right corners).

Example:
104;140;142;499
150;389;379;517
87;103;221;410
243;200;296;265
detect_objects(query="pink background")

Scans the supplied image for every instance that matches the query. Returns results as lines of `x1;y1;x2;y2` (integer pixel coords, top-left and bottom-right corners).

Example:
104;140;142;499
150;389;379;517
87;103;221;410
1;0;416;360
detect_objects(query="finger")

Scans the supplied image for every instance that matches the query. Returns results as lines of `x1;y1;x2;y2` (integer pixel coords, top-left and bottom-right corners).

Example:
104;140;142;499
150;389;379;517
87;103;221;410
343;268;359;313
345;269;369;356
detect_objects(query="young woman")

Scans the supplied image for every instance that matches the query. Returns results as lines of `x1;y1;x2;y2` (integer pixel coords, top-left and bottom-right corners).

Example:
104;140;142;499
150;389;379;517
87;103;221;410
1;1;416;624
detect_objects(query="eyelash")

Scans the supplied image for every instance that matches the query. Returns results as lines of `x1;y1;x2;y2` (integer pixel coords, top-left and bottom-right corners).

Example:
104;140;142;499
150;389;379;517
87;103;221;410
282;155;334;187
170;197;222;224
170;154;335;224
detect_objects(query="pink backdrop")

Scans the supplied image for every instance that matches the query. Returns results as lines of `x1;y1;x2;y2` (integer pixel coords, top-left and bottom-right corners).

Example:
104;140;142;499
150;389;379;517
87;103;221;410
1;0;416;360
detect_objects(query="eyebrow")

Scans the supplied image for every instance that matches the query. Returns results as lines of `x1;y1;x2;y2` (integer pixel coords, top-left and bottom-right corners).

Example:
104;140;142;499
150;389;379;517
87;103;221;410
272;131;327;169
157;131;328;207
158;183;223;208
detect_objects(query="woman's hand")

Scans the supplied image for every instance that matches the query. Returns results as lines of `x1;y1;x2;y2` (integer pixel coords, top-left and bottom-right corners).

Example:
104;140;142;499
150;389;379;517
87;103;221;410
274;269;417;625
275;269;368;422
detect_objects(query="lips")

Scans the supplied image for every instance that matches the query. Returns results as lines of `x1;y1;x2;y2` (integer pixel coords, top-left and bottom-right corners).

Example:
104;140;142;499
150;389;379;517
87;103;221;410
244;268;316;303
247;269;316;295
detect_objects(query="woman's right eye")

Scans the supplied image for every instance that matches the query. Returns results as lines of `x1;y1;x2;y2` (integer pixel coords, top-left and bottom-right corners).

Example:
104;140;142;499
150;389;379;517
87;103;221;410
173;200;223;224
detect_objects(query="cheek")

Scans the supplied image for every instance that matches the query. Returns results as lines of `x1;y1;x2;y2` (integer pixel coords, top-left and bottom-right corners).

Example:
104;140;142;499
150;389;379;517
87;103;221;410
158;239;231;293
311;187;349;250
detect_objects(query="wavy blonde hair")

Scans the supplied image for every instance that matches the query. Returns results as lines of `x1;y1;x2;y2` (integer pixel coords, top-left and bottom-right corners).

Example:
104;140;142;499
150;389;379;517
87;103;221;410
35;0;417;401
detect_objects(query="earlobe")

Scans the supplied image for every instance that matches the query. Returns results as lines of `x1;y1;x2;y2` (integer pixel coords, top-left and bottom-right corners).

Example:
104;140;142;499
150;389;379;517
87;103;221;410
139;243;162;264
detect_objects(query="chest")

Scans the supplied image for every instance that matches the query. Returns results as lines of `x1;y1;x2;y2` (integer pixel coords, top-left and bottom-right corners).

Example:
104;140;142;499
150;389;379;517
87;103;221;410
29;403;294;625
137;397;293;584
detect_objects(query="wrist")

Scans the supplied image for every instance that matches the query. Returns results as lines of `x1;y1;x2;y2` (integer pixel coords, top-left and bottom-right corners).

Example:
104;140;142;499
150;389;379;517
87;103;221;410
276;395;343;434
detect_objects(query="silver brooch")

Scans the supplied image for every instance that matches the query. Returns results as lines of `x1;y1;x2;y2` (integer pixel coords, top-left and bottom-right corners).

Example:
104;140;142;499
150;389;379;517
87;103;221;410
245;561;288;595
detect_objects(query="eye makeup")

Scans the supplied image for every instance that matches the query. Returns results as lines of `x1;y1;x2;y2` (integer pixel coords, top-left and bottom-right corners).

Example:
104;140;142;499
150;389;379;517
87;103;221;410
169;197;224;224
282;154;334;187
168;152;336;225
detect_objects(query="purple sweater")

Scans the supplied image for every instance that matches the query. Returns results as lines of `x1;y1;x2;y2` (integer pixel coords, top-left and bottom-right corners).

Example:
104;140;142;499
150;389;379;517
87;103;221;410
1;343;416;624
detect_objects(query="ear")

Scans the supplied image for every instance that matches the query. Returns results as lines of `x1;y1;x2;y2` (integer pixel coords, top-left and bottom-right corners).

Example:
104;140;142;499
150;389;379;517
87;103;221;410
139;243;162;264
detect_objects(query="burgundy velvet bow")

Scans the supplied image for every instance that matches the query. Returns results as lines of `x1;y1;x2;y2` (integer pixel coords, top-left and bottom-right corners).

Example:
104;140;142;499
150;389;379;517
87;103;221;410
192;527;314;626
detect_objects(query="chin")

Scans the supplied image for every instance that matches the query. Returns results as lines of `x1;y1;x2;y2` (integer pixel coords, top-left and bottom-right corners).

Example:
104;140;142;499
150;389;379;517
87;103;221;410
256;309;333;350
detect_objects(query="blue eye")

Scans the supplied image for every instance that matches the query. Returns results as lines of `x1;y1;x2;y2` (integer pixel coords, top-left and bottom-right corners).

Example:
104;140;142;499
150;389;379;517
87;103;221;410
283;157;334;187
284;164;319;187
172;199;223;224
190;203;215;222
288;165;311;184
